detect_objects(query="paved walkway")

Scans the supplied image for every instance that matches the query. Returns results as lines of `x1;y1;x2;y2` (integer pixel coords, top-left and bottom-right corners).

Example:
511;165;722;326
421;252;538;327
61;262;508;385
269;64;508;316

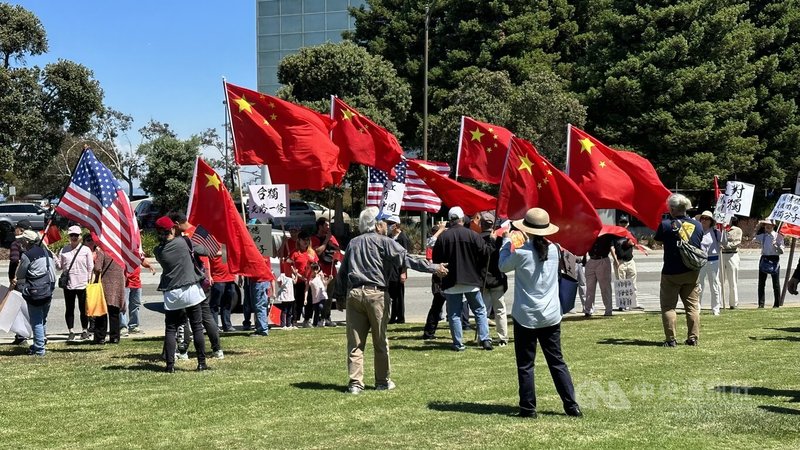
2;249;798;343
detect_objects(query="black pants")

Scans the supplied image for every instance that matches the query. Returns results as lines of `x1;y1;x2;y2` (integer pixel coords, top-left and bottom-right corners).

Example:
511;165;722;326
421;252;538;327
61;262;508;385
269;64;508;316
758;255;781;307
293;281;307;323
279;302;294;327
63;288;88;330
165;304;206;367
209;281;236;331
389;280;405;323
94;305;120;343
513;321;579;415
198;298;221;352
423;292;471;337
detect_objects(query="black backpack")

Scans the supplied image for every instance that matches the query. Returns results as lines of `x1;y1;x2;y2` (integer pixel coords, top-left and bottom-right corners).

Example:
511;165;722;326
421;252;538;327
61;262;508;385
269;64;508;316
19;246;55;305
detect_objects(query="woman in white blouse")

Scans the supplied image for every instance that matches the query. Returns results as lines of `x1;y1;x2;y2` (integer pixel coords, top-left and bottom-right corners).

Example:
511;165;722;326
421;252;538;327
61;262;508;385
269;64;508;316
754;219;783;308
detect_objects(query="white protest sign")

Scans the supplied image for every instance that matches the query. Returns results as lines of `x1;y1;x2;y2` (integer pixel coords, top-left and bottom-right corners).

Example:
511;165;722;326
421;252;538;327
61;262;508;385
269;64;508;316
712;195;728;225
614;279;636;309
247;224;273;257
379;180;405;219
768;194;800;226
247;184;289;220
0;286;32;337
721;181;755;217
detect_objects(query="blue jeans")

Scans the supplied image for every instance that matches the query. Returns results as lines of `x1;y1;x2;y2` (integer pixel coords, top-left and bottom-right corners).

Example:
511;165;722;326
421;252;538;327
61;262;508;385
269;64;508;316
28;301;51;355
445;290;490;348
249;280;270;334
125;287;142;329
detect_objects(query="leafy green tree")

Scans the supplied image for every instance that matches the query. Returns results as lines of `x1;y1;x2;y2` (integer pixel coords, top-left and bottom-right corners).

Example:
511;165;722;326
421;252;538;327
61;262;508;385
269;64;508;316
139;133;200;212
348;0;578;148
571;0;764;189
0;3;103;188
276;41;412;216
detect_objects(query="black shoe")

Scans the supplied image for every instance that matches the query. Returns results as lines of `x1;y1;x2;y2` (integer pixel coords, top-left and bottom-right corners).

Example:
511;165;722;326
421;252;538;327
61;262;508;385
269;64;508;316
421;333;435;340
11;336;26;345
165;365;175;373
91;340;106;346
663;340;677;348
481;339;494;351
250;331;269;337
684;338;698;346
196;363;211;371
566;407;583;417
517;409;537;418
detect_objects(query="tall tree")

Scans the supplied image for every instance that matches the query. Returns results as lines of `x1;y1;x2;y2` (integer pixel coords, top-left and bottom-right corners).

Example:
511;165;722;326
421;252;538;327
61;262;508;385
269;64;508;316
572;0;763;189
139;132;200;212
0;3;103;187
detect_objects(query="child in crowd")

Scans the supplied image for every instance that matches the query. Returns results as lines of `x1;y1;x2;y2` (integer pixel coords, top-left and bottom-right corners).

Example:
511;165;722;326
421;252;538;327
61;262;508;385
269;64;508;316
273;267;297;329
306;262;330;327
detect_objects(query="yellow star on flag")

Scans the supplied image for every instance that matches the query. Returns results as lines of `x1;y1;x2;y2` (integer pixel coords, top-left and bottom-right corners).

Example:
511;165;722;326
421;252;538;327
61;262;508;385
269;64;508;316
485;147;492;153
205;173;222;190
470;128;485;142
599;161;607;168
537;182;542;189
269;101;276;108
234;96;253;114
579;138;594;154
518;154;534;175
543;178;549;184
262;119;270;126
342;109;355;120
270;113;277;121
547;169;553;176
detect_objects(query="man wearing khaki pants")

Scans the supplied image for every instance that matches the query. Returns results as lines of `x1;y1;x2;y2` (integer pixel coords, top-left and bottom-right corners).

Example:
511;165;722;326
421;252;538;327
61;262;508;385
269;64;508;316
334;207;447;395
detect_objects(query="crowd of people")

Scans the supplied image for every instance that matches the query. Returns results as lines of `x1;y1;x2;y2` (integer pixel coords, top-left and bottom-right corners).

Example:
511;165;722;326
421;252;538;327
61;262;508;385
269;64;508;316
4;194;800;418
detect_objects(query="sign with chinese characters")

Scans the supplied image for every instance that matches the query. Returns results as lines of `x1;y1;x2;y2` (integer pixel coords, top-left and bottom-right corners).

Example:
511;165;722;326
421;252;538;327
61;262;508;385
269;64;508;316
378;180;405;219
247;184;288;220
720;181;755;218
247;224;273;257
614;279;636;309
712;195;728;225
768;194;800;226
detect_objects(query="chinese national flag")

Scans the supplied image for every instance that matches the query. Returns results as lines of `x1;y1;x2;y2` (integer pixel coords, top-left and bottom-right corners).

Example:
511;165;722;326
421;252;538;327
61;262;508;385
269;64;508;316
782;223;800;239
568;125;671;230
187;158;274;281
331;97;404;178
599;224;647;254
225;81;345;190
457;116;513;184
406;159;496;216
497;137;602;255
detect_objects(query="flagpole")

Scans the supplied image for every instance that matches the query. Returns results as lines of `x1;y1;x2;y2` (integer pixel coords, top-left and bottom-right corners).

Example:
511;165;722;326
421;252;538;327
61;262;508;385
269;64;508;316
565;123;572;175
222;76;251;220
187;157;200;220
455;116;465;181
45;146;92;248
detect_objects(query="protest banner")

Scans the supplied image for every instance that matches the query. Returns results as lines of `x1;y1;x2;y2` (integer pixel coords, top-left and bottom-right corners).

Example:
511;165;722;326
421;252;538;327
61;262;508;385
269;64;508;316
247;184;289;220
768;194;800;227
0;285;32;338
614;279;636;310
721;181;755;217
247;224;273;257
378;180;405;219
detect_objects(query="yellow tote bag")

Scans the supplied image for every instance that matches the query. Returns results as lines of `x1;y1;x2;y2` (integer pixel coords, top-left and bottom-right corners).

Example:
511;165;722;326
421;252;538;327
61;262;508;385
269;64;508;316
85;275;108;317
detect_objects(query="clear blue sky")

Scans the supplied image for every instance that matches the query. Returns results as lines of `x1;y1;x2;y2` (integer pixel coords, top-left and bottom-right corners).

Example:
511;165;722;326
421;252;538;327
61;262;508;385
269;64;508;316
14;0;256;141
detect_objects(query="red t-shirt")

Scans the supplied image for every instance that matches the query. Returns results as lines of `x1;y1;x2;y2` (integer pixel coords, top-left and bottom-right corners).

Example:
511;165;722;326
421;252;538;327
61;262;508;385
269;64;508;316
290;249;318;282
310;234;339;277
126;267;142;289
280;237;298;276
209;255;235;283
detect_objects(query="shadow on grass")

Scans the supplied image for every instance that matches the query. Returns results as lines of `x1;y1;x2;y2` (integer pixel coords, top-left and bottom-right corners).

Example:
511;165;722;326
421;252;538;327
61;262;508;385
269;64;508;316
391;342;458;351
596;338;663;347
428;401;563;417
102;362;165;372
764;327;800;333
749;335;800;343
0;348;28;356
759;405;800;415
715;386;800;402
291;381;344;393
113;350;247;362
47;346;105;353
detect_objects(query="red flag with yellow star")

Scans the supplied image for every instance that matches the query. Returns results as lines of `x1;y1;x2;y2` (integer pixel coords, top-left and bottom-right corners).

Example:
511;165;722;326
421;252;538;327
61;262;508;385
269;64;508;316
406;159;496;215
225;81;344;190
497;137;602;255
187;158;273;280
456;116;513;184
567;126;670;230
331;97;404;178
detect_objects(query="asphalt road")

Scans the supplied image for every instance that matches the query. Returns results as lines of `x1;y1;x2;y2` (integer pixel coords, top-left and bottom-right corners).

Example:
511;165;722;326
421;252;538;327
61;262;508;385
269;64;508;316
2;249;798;343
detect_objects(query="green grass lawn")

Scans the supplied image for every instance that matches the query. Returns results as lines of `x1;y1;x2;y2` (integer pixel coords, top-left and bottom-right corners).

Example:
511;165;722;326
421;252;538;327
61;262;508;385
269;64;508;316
1;309;800;449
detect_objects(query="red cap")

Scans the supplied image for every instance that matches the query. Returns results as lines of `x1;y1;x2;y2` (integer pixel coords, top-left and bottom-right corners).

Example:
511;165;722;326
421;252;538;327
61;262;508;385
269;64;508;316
155;216;176;231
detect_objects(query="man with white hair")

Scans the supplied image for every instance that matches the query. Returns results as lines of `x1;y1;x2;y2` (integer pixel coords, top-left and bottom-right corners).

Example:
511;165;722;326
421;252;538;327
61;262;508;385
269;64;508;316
654;193;704;347
334;207;448;395
433;206;494;351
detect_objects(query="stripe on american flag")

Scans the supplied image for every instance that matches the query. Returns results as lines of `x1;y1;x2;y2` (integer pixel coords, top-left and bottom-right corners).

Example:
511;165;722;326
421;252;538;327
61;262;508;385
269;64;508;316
367;160;450;213
54;150;141;272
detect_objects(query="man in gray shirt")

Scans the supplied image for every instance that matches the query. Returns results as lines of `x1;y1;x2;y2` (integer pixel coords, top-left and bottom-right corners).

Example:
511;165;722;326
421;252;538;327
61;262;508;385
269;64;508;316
335;207;447;394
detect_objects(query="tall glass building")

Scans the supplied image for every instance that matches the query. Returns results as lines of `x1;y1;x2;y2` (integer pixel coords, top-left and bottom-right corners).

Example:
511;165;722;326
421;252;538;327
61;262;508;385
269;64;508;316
257;0;366;94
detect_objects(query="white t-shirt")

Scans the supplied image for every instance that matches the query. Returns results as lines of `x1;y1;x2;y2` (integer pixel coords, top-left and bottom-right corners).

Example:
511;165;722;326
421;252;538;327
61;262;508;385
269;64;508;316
275;273;295;304
309;275;328;304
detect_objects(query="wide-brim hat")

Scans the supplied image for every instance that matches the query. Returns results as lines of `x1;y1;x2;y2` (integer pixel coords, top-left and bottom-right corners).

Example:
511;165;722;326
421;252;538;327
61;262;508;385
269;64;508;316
759;219;775;226
699;210;715;222
512;208;559;236
17;229;39;242
67;225;82;235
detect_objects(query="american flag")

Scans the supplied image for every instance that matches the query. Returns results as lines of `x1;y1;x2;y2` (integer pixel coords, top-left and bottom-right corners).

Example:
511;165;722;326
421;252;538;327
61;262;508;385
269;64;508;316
55;149;141;272
367;160;450;213
191;225;221;256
